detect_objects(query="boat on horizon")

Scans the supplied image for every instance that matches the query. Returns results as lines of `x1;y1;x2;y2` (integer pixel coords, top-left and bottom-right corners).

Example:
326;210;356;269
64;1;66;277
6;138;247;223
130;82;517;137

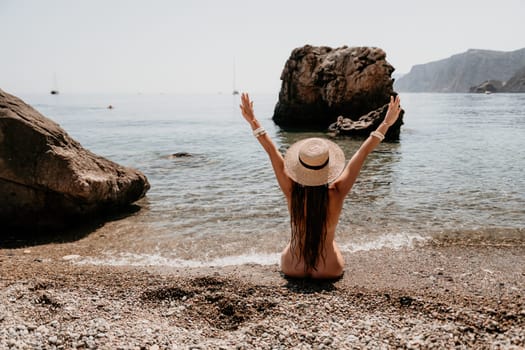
50;73;59;95
232;58;239;95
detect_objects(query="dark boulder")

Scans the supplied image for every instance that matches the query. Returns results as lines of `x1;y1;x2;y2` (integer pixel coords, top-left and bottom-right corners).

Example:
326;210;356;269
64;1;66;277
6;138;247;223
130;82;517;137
272;45;397;131
0;89;150;230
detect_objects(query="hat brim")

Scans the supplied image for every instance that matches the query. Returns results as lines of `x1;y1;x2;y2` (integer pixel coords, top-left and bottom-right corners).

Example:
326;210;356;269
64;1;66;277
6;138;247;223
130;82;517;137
284;138;346;186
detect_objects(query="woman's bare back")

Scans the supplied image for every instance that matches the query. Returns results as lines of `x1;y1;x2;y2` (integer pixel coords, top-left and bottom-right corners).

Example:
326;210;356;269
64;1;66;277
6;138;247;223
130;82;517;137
280;186;346;279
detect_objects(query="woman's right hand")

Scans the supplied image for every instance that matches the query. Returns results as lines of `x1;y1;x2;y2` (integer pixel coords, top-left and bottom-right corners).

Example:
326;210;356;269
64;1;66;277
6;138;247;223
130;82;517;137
240;92;256;124
383;95;402;126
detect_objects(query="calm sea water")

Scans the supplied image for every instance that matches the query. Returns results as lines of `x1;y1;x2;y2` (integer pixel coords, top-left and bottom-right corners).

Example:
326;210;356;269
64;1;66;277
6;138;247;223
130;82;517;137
20;92;525;266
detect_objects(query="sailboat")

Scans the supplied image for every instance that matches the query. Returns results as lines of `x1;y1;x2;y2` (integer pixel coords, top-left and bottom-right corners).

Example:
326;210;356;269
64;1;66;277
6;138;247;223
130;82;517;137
50;73;59;95
232;58;239;95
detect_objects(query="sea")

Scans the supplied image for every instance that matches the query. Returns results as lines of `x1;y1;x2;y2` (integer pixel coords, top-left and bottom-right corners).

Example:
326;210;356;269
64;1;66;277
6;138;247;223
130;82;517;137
15;92;525;267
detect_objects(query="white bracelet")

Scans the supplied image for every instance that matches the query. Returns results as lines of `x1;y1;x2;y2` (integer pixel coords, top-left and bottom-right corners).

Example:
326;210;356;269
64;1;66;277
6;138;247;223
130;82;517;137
370;130;385;141
252;127;266;138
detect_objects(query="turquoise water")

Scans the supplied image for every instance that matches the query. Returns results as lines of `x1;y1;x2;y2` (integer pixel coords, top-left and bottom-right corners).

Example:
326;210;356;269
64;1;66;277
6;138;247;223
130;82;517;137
19;92;525;266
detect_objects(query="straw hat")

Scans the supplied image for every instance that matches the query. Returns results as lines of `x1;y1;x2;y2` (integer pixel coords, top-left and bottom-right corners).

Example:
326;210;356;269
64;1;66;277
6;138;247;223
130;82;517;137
284;138;345;186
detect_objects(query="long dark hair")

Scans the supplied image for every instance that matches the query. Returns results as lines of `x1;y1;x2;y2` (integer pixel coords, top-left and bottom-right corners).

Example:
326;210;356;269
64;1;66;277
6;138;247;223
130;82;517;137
290;181;329;272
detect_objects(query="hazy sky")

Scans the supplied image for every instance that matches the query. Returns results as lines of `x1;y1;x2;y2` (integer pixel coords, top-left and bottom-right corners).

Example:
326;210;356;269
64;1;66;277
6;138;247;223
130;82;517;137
1;0;524;94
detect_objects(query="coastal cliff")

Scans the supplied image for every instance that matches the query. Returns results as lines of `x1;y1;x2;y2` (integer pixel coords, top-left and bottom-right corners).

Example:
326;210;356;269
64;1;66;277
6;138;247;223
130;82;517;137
501;65;525;92
395;48;525;92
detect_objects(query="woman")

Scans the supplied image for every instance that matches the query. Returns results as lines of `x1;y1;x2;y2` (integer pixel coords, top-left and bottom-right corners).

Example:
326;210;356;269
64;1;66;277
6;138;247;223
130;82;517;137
240;93;402;279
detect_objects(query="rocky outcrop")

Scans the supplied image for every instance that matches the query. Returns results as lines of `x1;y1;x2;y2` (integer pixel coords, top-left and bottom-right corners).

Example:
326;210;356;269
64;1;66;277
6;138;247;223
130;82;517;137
469;65;525;93
0;89;150;230
469;80;504;93
328;104;404;142
395;48;525;92
272;45;398;132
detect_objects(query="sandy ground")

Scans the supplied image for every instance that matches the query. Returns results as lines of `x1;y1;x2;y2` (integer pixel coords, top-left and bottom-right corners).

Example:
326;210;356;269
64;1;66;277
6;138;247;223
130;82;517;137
1;236;525;349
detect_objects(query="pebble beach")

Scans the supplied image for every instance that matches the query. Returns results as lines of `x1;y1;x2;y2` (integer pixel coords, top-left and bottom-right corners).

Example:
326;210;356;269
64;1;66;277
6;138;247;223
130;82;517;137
2;235;524;349
3;1;525;348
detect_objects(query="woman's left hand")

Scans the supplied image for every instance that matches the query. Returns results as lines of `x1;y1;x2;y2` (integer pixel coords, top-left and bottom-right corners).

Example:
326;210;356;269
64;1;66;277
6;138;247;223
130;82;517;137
383;95;402;126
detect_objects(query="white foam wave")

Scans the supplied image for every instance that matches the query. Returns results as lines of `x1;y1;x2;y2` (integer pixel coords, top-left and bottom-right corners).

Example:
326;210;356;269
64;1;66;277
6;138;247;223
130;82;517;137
340;232;428;253
74;233;428;268
76;251;281;268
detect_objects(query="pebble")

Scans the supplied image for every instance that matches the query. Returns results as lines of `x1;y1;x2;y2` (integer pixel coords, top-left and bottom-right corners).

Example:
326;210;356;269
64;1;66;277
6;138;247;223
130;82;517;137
162;308;176;317
62;254;81;261
346;334;359;342
36;325;48;334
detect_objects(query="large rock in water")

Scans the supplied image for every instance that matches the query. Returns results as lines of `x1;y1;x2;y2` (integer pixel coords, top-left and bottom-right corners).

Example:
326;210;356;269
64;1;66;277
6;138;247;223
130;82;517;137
0;89;150;230
272;45;397;130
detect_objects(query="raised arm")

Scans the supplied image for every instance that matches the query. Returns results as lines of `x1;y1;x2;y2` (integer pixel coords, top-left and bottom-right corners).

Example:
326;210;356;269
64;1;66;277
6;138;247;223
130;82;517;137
333;95;402;196
240;93;293;197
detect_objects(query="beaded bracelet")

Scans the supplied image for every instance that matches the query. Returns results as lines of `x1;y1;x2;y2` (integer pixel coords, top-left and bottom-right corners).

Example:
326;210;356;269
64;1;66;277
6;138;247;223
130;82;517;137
370;130;385;141
252;127;267;138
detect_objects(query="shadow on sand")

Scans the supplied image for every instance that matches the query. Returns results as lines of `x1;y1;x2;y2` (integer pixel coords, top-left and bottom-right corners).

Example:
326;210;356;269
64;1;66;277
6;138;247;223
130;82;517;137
0;204;142;249
282;273;343;293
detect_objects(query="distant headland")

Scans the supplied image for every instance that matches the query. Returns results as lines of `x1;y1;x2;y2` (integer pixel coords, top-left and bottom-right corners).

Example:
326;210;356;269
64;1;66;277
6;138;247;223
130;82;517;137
395;48;525;93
